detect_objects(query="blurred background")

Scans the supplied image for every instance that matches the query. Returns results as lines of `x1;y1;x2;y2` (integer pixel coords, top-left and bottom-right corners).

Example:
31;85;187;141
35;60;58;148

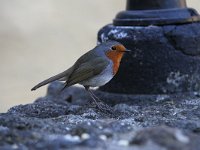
0;0;200;113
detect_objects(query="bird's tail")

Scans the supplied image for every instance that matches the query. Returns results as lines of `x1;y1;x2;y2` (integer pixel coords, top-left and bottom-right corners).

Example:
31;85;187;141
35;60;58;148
31;66;74;91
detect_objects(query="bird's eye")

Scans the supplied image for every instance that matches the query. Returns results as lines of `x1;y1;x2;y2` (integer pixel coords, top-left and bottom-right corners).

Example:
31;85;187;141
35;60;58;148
111;46;117;50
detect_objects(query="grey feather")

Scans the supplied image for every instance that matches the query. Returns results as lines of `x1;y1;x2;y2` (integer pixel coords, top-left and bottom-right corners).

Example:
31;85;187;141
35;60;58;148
64;57;109;87
31;66;74;91
31;41;114;91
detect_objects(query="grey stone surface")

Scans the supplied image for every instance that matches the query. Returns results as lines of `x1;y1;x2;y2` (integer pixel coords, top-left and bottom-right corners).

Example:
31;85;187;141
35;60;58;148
0;81;200;150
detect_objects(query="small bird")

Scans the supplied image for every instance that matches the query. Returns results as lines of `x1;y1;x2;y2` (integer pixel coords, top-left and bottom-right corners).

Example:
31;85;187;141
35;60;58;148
31;41;130;111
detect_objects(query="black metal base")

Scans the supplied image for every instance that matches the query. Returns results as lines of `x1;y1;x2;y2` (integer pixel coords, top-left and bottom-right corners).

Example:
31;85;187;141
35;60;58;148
98;22;200;94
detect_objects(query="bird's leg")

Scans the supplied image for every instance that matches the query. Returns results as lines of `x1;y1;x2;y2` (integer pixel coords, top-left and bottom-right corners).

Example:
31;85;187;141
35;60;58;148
84;86;112;113
87;89;101;107
88;89;102;102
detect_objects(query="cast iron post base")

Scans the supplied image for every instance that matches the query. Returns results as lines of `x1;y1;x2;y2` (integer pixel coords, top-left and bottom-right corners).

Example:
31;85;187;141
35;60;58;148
98;0;200;94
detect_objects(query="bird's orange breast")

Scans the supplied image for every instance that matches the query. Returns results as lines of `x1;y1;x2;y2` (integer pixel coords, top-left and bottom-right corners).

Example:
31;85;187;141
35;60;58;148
106;50;124;75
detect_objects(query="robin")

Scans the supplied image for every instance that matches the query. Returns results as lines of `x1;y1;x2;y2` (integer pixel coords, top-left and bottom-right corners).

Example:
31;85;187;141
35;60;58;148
31;41;130;112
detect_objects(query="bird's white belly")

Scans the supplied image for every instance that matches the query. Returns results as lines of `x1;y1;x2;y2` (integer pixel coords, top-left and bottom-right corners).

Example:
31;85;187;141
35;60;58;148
80;63;113;87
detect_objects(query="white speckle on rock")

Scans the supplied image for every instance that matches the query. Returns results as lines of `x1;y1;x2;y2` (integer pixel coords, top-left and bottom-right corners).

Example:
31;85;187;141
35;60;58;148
0;126;9;131
67;115;84;124
193;91;200;97
118;140;129;146
156;95;170;102
99;135;107;141
120;118;136;126
166;71;188;87
116;32;128;39
97;41;101;45
12;144;18;149
121;122;125;126
100;33;109;42
127;126;131;130
64;134;80;142
108;29;128;39
65;127;70;131
185;99;200;105
172;108;184;117
175;130;189;143
87;122;91;126
81;133;90;140
109;29;118;34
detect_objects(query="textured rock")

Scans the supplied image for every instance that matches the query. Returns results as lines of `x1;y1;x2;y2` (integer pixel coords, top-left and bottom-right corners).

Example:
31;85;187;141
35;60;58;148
0;82;200;150
98;23;200;94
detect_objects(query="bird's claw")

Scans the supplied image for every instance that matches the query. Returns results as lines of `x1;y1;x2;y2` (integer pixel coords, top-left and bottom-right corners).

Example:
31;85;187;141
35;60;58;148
95;102;114;114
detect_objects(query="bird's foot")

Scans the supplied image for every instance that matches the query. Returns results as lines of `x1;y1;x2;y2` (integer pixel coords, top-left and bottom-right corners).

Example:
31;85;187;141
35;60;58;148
86;89;116;115
84;100;118;117
94;101;114;115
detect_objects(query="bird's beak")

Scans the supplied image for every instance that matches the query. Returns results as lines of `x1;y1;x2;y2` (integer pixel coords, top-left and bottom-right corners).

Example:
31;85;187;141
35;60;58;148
124;49;131;53
118;49;131;53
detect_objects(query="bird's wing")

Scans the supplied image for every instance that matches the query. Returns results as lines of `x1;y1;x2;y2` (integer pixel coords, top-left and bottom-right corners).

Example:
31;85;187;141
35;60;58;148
65;57;109;87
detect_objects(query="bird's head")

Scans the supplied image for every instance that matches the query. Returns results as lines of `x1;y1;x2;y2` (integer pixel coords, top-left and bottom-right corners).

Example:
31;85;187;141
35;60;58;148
96;41;130;74
96;41;130;58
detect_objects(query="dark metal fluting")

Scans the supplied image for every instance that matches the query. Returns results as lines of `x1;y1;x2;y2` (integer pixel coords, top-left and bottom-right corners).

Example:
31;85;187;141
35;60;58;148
114;0;200;26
